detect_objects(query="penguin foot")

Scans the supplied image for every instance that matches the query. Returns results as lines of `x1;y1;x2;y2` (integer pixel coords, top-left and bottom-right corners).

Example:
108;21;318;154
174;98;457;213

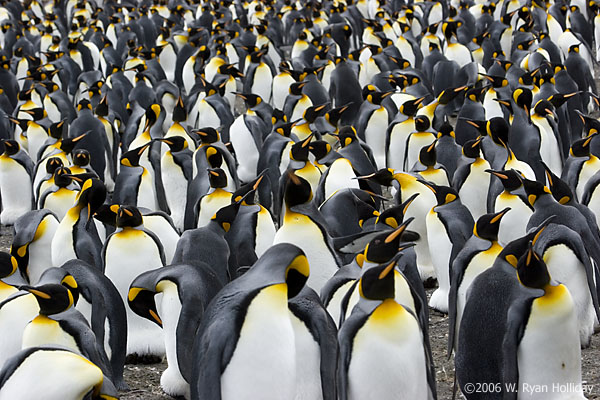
422;277;438;289
125;353;164;364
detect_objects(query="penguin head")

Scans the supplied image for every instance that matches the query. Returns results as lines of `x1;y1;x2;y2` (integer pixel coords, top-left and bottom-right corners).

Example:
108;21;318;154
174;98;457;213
72;149;91;167
172;96;187;123
290;134;313;161
512;87;533;114
542;162;573;204
303;104;328;123
234;92;263;109
570;133;597;157
208;168;228;188
249;243;309;299
1;140;20;156
522;178;551;206
73;178;106;218
45;157;64;174
473;208;510;241
414;115;430;132
284;171;313;208
487;117;510;145
194;127;220;144
53;167;73;188
517;242;550;289
462;136;483;158
308;140;332;161
48;120;67;140
59;132;88;154
419;180;458;206
367;90;393;105
358;258;398;301
211;200;241;233
357;168;396;186
325;103;351;127
532;99;555;119
116;205;143;228
289;81;308;96
143;104;161;130
22;283;74;316
157;136;188;152
480;73;508;89
399;97;425;117
0;251;18;279
232;171;267;205
23;107;47;121
76;99;93;112
128;286;162;327
374;193;417;229
437;120;455;139
204;146;224;168
417;141;437;167
438;86;467;105
337;126;359;147
364;217;414;264
120;143;150;167
486;169;523;192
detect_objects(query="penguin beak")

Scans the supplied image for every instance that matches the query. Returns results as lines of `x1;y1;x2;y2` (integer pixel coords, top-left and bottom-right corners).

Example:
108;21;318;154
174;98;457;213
384;216;414;243
378;259;396;279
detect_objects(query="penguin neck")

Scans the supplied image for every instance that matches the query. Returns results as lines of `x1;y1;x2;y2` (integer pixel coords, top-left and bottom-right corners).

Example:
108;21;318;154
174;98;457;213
0;280;16;297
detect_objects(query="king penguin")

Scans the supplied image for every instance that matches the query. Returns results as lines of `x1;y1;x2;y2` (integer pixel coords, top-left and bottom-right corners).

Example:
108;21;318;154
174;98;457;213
191;243;312;400
102;205;166;359
337;260;435;400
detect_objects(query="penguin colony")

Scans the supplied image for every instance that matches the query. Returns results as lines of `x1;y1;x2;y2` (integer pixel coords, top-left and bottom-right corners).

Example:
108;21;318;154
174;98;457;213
1;0;600;398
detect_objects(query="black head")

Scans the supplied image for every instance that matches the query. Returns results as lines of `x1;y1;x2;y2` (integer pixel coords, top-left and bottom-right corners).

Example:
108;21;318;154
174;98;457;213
45;157;64;174
208;168;228;188
358;259;397;301
499;216;554;267
462;137;483;158
570;134;597;157
72;149;91;167
157;136;188;152
419;180;458;206
543;163;573;204
2;140;20;156
302;104;328;123
474;208;510;241
120;143;150;167
0;251;17;279
116;205;143;228
48;120;67;140
486;169;523;192
414;115;430;132
517;242;550;289
521;178;551;206
172;96;187;122
53;167;73;187
204;146;224;168
211;200;241;232
128;287;162;327
533;99;555;118
194;127;220;144
284;172;313;208
337;126;358;147
308;140;332;161
364;217;414;263
418;141;437;167
358;168;395;186
22;283;74;316
290;135;313;161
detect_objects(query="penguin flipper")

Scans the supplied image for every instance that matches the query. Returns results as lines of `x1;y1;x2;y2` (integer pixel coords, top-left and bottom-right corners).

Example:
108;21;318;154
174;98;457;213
288;287;338;400
337;310;370;400
502;293;541;400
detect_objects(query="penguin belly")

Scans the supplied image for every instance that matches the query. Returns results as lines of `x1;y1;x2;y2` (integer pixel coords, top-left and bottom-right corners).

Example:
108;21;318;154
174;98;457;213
363;107;389;169
403;190;435;281
387;121;412;171
406;133;436;172
0;350;104;400
427;210;453;313
483;91;504;119
26;215;59;284
445;43;472;67
51;209;79;267
138;169;158;210
195;100;221;129
230;116;260;183
536;118;562;176
576;158;600;201
42;188;78;221
495;193;532;246
290;312;323;400
143;217;179;265
0;157;32;225
255;208;276;258
0;294;39;365
272;74;295;110
156;281;188;398
161;154;188;232
517;285;585;399
221;284;296;400
543;245;595;348
250;64;273;106
325;280;355;328
22;316;79;352
455;244;502;345
104;230;165;356
273;213;338;293
26;124;48;163
457;159;489;221
347;300;428;400
323;159;359;201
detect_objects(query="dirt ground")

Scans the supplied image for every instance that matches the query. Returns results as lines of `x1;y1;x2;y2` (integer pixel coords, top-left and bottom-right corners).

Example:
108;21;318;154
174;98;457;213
1;225;599;399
